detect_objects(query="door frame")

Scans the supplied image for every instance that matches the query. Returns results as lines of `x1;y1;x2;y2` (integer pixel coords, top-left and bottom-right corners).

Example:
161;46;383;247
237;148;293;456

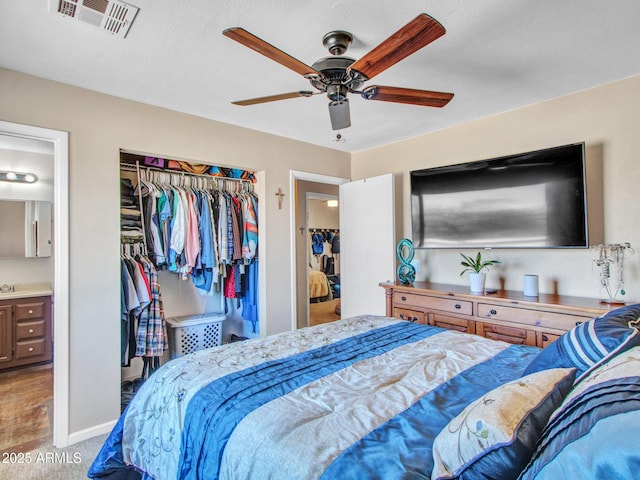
0;120;70;447
289;170;348;331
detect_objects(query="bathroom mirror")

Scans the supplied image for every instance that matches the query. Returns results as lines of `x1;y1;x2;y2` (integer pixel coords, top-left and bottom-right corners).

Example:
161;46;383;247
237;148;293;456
0;199;52;258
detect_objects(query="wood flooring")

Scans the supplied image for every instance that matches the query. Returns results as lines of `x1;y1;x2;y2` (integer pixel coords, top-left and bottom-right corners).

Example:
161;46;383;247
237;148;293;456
0;364;53;455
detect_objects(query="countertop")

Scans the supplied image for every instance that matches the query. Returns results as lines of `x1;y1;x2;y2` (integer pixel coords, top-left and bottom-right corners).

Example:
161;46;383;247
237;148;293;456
0;282;53;300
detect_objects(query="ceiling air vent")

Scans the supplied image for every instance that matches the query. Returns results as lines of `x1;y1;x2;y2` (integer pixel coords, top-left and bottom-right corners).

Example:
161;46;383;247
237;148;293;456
52;0;139;38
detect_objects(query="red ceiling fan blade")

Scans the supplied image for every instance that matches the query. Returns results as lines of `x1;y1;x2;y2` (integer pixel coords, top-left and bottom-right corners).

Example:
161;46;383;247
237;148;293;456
223;27;320;78
348;13;446;81
361;85;454;107
231;91;316;106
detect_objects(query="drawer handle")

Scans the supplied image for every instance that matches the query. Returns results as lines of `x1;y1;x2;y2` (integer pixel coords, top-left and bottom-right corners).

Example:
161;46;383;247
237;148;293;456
28;309;34;315
542;334;549;342
575;321;583;326
455;304;461;310
399;314;405;320
401;296;407;301
410;316;418;323
28;347;34;352
490;309;497;315
28;328;34;334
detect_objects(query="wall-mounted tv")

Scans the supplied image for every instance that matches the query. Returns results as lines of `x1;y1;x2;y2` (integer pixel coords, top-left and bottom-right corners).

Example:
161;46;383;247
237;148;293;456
410;143;588;249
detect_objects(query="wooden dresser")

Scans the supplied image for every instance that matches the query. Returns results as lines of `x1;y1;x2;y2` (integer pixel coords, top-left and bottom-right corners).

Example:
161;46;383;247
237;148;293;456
0;294;52;370
380;281;613;348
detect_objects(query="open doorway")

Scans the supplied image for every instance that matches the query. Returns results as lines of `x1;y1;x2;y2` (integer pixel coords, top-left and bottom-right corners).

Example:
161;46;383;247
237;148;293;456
0;121;70;448
290;171;348;330
307;194;341;326
291;172;396;326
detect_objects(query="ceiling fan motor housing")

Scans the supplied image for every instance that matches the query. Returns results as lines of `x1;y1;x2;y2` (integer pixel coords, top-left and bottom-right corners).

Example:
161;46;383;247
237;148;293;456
322;30;353;56
310;56;364;98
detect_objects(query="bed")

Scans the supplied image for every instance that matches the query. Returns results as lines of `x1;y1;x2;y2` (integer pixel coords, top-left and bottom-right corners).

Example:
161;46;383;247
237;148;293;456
309;269;332;301
89;305;640;480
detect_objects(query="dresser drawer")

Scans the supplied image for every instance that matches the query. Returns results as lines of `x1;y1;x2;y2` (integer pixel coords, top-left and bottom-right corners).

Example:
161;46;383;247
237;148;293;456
393;292;473;316
537;331;561;349
477;322;537;346
428;312;475;334
15;339;46;360
477;303;592;331
15;320;46;340
393;307;425;324
15;302;45;321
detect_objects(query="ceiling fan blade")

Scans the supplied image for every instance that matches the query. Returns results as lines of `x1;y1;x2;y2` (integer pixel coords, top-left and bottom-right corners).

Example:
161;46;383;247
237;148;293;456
328;99;351;130
347;13;446;81
361;85;454;107
223;27;320;78
232;91;316;106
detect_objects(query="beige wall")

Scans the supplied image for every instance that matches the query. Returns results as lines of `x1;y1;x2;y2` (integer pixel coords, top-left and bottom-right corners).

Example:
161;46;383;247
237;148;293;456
351;75;640;300
0;68;350;435
309;198;340;231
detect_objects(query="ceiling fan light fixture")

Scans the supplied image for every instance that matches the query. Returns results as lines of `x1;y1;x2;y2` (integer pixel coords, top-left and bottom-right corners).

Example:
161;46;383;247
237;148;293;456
328;99;351;131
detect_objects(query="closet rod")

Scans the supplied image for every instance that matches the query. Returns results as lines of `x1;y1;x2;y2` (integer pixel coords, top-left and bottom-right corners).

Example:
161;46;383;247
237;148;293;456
119;162;255;185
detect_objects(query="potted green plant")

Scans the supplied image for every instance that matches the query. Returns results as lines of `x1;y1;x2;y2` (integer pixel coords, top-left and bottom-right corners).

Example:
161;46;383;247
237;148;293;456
460;252;501;293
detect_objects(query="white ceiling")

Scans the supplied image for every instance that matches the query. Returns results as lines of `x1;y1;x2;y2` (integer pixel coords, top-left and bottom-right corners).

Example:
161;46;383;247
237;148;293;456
1;1;640;153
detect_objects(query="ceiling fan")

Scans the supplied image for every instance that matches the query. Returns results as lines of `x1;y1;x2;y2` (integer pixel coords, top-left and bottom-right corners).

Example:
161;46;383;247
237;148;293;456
223;13;454;131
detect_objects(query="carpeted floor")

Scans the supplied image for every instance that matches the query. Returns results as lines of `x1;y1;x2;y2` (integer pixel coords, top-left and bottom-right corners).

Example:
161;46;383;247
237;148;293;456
310;298;341;326
0;433;108;480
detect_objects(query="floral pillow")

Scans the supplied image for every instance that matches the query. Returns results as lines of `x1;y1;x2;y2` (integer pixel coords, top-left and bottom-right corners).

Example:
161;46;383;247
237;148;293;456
431;368;576;480
522;303;640;380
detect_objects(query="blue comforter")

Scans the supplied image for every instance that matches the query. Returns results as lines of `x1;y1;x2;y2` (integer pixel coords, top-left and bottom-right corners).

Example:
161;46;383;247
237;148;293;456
89;315;539;480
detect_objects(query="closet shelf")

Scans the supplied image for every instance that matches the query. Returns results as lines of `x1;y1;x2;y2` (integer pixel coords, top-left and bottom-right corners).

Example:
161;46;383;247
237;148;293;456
119;157;256;185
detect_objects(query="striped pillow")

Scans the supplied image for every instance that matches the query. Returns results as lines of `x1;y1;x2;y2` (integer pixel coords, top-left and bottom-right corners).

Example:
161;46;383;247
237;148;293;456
518;347;640;480
523;304;640;379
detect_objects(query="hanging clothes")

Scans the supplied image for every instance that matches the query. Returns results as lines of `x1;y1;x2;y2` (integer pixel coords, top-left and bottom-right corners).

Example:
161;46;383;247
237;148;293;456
129;166;260;335
119;244;167;367
120;258;140;367
135;254;167;357
242;192;258;260
241;259;259;333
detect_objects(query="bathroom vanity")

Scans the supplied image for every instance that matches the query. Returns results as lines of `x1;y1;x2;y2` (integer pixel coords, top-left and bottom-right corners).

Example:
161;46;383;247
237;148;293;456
0;283;53;370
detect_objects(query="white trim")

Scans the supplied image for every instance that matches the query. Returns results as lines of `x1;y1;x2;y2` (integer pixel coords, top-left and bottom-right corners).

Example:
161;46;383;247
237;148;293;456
67;420;117;445
0;121;70;448
289;170;349;332
307;192;339;201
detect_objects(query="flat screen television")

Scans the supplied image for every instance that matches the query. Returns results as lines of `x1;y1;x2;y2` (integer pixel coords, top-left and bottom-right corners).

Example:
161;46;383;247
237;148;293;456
410;142;588;248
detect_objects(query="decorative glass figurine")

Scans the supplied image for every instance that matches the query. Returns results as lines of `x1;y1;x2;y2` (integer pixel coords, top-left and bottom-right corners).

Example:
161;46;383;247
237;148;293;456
594;243;633;305
396;238;416;285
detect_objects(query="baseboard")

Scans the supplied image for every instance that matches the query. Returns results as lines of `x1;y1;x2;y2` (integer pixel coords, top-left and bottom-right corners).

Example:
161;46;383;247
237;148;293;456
65;419;117;446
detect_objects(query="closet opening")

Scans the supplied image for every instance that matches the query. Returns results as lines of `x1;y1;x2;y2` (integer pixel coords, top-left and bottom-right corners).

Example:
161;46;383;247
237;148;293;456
119;151;260;411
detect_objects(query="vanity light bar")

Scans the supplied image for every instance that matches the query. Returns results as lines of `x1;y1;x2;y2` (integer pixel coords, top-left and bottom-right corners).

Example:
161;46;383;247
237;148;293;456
0;170;38;184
